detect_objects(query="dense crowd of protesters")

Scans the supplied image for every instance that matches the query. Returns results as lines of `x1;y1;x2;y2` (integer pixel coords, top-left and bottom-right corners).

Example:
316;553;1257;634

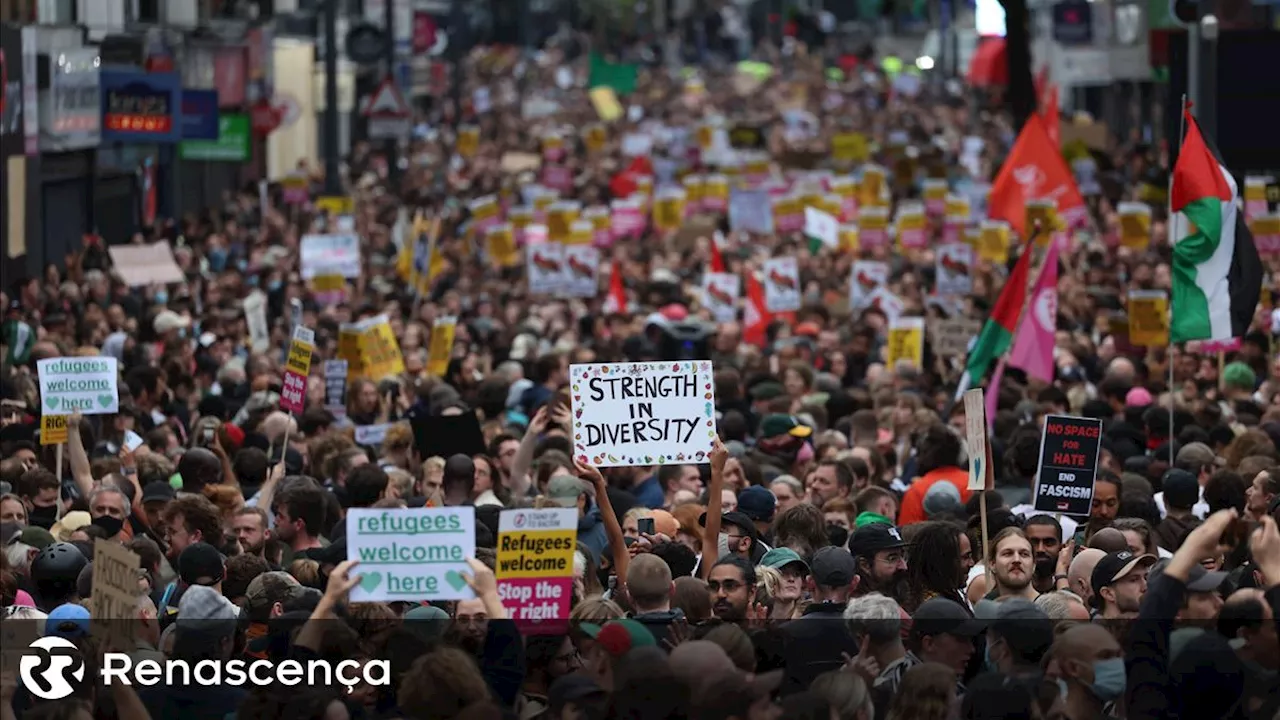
2;27;1280;720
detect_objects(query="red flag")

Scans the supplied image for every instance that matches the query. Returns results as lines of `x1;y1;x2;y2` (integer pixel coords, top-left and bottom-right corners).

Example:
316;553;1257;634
988;114;1085;237
709;234;726;273
1171;107;1233;210
603;260;627;314
743;272;773;347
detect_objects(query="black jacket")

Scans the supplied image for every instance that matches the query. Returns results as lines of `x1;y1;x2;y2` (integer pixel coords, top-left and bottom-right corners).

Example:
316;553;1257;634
780;602;858;696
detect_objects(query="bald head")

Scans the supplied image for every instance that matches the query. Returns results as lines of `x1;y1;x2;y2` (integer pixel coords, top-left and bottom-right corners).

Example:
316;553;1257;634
669;640;735;691
1087;528;1128;554
1068;548;1106;604
262;411;296;444
1052;623;1121;668
1106;357;1136;383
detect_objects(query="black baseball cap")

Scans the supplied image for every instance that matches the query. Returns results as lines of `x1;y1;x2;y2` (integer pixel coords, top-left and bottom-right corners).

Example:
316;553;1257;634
178;542;226;586
699;511;758;539
1090;550;1156;596
810;546;857;588
848;522;906;557
911;598;987;640
142;481;176;505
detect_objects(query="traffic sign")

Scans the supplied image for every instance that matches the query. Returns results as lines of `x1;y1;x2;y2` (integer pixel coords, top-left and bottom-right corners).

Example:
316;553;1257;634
346;23;389;65
364;75;411;140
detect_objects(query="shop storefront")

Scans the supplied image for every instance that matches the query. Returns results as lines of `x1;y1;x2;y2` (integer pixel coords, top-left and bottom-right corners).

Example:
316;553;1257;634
38;46;100;256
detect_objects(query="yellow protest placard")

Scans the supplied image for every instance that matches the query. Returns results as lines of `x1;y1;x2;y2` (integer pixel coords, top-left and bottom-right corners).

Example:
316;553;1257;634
41;413;69;445
703;175;729;207
427;316;457;377
509;207;534;231
697;124;715;150
315;195;354;216
944;195;970;225
653;192;685;232
311;274;346;293
487;224;519;268
832;133;869;164
922;179;948;205
532;192;557;214
541;133;565;158
682;175;705;206
457;126;480;158
744;155;770;177
469;195;499;226
589;87;623;122
886;317;925;369
584;207;611;237
337;315;406;381
583;124;607;154
839;226;859;254
772;196;801;226
546;202;580;242
860;166;887;207
1025;200;1059;243
978;221;1011;264
1127;290;1169;347
1117;202;1152;250
568;220;594;246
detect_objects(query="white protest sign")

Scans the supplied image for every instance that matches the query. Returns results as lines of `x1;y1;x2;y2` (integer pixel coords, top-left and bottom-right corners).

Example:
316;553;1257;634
701;272;741;322
243;290;270;353
355;423;394;447
935;243;975;297
347;507;476;602
621;133;654;157
963;389;991;491
107;242;185;286
300;234;361;279
729;190;774;234
37;357;119;415
560;245;600;299
570;361;717;467
804;207;840;249
850;261;889;310
527;243;565;296
762;257;801;313
864;287;905;325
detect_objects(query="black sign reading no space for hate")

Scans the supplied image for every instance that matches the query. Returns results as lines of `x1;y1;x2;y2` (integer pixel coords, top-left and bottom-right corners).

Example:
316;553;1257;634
1033;415;1103;517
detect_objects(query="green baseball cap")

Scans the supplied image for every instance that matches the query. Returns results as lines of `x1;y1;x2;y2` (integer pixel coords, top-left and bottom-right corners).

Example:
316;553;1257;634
760;547;810;574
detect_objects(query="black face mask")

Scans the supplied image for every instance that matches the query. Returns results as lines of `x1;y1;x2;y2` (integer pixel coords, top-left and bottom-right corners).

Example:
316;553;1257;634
92;514;125;538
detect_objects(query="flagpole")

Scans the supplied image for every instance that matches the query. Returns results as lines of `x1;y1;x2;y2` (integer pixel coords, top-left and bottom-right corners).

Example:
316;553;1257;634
982;221;1047;430
1168;94;1188;469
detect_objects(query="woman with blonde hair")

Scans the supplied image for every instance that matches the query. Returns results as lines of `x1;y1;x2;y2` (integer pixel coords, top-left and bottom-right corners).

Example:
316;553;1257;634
811;670;875;720
886;663;956;720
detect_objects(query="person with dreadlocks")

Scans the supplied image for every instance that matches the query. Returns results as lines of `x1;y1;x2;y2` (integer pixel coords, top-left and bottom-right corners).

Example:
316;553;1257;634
902;521;972;614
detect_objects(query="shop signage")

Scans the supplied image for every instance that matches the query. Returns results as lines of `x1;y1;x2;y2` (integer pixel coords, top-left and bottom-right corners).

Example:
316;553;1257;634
179;113;249;162
100;70;181;143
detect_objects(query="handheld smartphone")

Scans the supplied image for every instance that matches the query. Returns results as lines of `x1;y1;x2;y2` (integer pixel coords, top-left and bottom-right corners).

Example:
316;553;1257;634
123;430;144;453
637;518;656;536
201;426;216;446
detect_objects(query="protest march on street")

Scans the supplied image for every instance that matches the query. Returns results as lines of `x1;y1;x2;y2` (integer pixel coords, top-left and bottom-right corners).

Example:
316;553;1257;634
3;15;1280;720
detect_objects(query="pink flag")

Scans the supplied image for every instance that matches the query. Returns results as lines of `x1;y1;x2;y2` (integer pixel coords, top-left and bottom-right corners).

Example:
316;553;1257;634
1007;241;1060;383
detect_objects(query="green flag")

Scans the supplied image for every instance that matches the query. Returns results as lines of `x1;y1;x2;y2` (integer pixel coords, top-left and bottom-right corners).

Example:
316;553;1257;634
589;53;638;95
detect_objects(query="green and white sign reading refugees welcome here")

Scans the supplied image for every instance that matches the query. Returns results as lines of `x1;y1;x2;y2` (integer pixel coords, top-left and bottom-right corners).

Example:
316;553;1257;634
346;507;476;602
37;357;120;415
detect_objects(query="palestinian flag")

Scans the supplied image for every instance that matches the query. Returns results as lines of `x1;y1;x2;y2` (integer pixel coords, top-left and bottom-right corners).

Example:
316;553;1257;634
1169;107;1263;343
954;240;1035;399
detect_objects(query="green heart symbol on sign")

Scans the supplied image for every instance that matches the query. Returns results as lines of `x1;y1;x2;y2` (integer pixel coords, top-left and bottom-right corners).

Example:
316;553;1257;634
358;572;383;593
444;570;469;592
46;397;60;411
98;395;114;409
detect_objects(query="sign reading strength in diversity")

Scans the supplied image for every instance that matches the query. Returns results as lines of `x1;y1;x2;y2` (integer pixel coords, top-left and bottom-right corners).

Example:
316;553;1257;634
570;361;716;467
346;507;476;602
37;357;120;415
497;508;576;633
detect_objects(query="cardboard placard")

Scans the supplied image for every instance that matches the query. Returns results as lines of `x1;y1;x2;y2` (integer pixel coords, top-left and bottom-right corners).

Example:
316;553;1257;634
569;361;717;467
497;508;577;633
963;389;991;491
90;540;141;651
346;507;477;602
107;242;185;287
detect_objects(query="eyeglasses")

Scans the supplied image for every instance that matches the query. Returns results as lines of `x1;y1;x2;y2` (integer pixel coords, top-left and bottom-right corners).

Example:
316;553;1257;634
708;580;743;593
